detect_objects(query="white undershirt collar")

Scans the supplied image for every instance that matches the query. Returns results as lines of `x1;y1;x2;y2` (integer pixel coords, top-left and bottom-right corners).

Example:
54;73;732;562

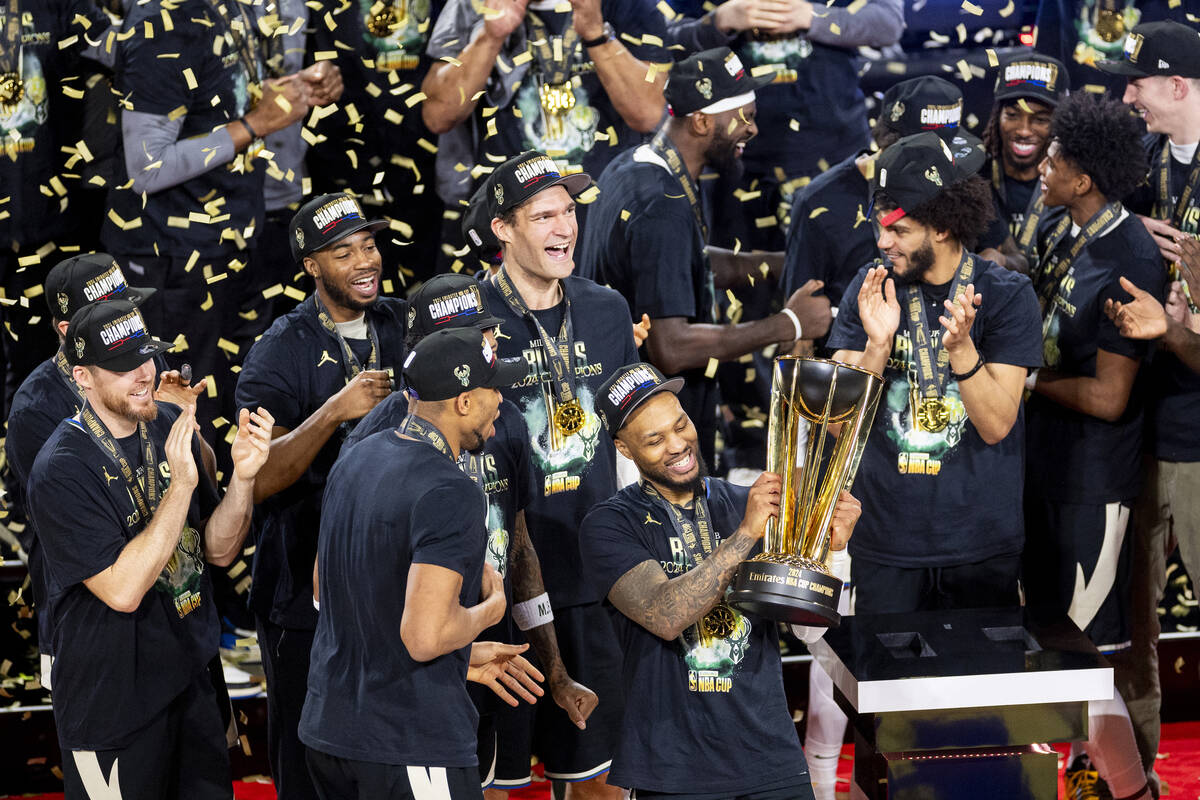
334;314;367;340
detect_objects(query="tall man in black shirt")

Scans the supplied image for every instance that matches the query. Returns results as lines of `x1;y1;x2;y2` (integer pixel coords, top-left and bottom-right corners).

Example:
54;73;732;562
28;298;273;797
301;327;535;800
579;362;860;798
236;193;408;800
580;47;833;467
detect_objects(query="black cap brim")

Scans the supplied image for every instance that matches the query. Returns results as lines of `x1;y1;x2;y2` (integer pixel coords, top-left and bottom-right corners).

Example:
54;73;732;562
474;313;506;329
1096;58;1151;77
611;377;686;432
550;173;593;198
94;337;174;373
992;88;1061;108
484;357;529;389
124;286;157;307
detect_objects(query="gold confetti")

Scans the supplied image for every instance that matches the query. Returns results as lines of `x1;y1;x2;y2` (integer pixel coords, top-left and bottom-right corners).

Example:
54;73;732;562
961;1;983;15
313;50;338;61
986;48;998;67
809;207;829;219
704;357;719;378
620;209;631;221
183;68;197;90
999;0;1014;14
405;92;427;108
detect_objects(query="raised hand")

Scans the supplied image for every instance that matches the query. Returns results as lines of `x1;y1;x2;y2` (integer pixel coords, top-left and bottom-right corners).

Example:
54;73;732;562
165;404;200;491
569;0;605;40
231;406;274;482
857;265;900;348
244;75;309;137
467;641;545;706
483;0;531;42
1105;276;1168;340
1140;216;1186;263
739;471;782;541
633;313;651;347
154;369;207;410
784;278;832;340
298;62;344;107
939;283;983;355
331;369;392;422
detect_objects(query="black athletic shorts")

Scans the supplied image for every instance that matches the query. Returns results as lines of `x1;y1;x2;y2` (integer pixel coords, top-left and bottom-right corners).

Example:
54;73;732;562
307;748;482;800
630;774;815;800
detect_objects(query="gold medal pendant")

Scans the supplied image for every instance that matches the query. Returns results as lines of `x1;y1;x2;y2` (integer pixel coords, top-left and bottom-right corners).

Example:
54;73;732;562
699;602;737;644
539;80;576;141
366;1;400;37
554;398;585;438
1094;9;1126;43
915;397;950;433
0;71;22;109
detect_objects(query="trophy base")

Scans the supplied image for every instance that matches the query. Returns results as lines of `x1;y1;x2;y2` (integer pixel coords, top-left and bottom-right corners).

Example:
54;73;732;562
727;554;842;627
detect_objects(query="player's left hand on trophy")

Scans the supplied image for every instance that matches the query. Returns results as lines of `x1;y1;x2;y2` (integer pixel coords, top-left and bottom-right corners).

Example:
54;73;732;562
939;282;982;355
828;490;861;552
468;642;546;706
551;675;599;731
738;471;782;540
231;406;275;482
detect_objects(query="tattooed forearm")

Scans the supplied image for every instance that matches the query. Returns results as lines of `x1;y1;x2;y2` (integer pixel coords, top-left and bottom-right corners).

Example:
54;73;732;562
508;511;570;685
607;530;757;641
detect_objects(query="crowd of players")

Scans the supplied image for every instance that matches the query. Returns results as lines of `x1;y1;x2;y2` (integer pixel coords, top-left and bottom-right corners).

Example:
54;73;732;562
6;1;1200;799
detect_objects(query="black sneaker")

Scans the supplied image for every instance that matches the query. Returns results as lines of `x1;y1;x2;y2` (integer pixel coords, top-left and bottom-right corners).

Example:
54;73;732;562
1064;754;1114;800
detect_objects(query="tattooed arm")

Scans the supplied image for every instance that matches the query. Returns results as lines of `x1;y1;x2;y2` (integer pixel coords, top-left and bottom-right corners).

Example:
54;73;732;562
606;473;781;641
509;511;598;729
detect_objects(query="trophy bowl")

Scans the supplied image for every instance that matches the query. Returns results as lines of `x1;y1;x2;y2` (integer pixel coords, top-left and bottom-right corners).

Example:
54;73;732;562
727;356;882;627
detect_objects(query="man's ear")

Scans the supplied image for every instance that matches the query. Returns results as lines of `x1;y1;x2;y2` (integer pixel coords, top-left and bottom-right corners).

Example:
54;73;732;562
490;216;511;248
72;365;92;390
302;255;319;281
613;433;633;461
455;390;474;417
1075;170;1094;199
688;112;712;138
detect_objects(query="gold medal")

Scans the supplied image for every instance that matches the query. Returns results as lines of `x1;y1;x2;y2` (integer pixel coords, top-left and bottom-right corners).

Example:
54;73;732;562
0;71;22;108
915;397;950;433
553;398;585;438
366;1;401;36
1094;9;1126;43
539;80;576;141
699;603;737;642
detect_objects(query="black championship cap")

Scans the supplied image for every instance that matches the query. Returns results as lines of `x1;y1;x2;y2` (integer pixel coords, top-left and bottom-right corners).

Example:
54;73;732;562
993;53;1068;108
402;327;527;401
872;131;987;227
488;151;592;218
878;76;980;148
664;46;774;117
463;172;502;262
596;362;685;435
1098;21;1200;79
290;193;388;261
407;274;504;340
65;299;173;372
44;253;154;321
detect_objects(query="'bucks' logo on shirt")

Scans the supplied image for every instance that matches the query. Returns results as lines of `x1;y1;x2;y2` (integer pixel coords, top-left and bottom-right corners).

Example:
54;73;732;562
514;338;604;497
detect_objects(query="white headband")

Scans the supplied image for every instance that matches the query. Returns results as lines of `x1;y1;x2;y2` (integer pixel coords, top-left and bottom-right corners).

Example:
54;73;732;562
691;90;756;116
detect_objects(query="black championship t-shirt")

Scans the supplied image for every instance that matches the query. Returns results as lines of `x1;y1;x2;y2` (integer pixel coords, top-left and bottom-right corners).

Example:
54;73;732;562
782;151;876;312
28;403;220;749
102;0;266;258
235;296;408;628
0;0;109;249
426;0;669;178
579;145;721;456
988;159;1039;242
1026;210;1167;503
1127;134;1200;462
299;431;486;766
826;257;1044;567
481;275;637;607
343;393;537;675
580;478;807;795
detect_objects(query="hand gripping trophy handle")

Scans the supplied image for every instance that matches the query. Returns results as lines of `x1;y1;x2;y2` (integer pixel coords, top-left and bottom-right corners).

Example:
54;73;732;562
727;356;882;627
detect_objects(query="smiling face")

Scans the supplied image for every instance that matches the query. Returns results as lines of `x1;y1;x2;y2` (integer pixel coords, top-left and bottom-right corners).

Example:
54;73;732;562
702;101;758;172
998;99;1053;177
615;392;705;501
1123;75;1180;135
76;359;159;426
874;213;937;285
304;230;383;318
493;186;578;286
1037;139;1085;209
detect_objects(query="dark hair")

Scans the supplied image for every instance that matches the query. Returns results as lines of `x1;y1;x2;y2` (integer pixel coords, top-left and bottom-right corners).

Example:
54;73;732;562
981;102;1005;161
871;117;902;151
876;174;996;249
1050;92;1147;202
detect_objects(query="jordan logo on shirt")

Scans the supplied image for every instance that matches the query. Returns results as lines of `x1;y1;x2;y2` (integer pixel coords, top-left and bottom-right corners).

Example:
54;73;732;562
101;467;118;485
317;350;338;368
643;512;661;526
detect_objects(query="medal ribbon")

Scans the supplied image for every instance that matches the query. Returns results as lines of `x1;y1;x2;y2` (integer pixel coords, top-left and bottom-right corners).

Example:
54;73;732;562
76;404;160;524
1033;202;1120;316
525;12;581;87
1;0;19;78
1155;139;1200;231
901;249;975;402
649;128;709;245
54;348;86;405
458;450;486;491
494;268;577;407
398;413;455;461
312;295;381;383
640;479;718;568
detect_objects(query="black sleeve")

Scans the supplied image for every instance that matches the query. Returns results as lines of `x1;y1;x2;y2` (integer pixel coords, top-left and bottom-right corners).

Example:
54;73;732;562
783;194;836;299
579;503;657;601
628;197;701;319
825;267;871;353
236;335;306;431
665;13;734;56
1095;246;1167;361
976;273;1044;369
411;485;485;578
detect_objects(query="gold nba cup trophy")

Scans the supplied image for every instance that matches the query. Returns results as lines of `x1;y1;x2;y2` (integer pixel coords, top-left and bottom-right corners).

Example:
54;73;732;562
728;356;882;626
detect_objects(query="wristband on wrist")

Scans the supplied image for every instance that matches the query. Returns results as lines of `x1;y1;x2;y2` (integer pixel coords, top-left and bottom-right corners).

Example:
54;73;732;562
582;22;614;48
512;592;554;631
238;117;259;140
949;354;985;382
780;307;803;341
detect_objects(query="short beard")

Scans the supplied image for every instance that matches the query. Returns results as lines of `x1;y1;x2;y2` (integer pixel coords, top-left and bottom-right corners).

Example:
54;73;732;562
643;449;709;499
321;278;376;314
704;131;741;174
101;388;158;426
891;235;936;286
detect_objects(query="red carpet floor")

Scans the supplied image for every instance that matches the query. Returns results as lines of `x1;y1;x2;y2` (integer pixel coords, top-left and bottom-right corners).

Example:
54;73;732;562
8;722;1200;798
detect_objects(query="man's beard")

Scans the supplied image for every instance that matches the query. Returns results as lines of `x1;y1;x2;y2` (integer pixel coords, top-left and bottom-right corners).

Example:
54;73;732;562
704;132;742;174
99;384;158;425
322;278;377;314
643;448;709;498
891;236;936;286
